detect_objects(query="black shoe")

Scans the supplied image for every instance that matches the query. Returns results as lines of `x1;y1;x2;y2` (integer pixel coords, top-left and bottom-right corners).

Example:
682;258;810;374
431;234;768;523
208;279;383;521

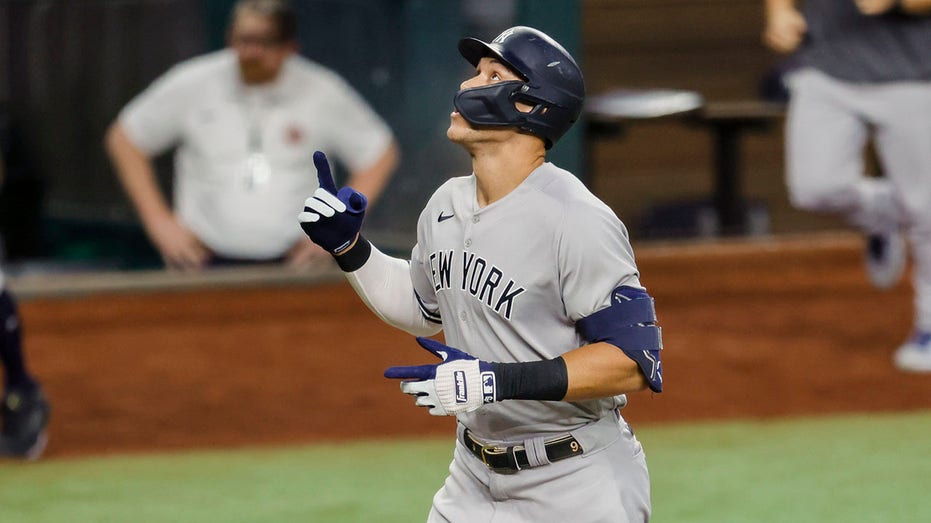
1;386;50;459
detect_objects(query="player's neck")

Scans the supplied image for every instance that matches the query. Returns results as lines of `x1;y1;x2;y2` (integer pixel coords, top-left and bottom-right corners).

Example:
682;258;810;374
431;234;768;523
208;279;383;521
471;142;545;207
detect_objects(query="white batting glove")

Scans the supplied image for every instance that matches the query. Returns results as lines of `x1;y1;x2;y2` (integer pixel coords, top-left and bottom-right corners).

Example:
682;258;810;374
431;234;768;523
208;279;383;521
384;337;497;416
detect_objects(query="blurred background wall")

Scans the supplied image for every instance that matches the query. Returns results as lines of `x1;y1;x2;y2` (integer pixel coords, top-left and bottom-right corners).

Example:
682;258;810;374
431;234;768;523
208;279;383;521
0;0;842;272
583;0;844;239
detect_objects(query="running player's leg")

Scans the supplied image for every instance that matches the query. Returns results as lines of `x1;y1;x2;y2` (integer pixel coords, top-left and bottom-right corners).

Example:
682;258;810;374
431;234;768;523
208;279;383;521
785;69;901;231
0;287;50;458
871;80;931;370
427;441;495;523
0;288;39;394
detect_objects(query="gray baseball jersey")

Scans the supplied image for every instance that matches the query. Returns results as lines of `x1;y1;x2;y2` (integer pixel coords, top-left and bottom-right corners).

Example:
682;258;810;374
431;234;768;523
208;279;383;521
409;162;641;440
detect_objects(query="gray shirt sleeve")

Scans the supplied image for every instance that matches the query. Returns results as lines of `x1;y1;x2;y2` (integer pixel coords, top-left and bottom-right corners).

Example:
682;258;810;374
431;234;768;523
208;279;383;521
557;199;641;322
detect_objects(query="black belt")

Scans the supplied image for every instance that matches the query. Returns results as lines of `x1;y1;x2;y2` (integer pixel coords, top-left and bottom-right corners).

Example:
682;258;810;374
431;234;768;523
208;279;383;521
462;429;583;472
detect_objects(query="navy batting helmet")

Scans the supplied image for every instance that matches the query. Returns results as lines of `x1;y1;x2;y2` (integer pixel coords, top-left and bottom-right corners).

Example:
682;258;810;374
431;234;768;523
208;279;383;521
454;26;585;149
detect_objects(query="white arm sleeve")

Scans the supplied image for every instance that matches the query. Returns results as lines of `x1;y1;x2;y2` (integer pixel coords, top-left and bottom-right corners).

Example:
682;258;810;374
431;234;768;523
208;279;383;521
344;244;443;337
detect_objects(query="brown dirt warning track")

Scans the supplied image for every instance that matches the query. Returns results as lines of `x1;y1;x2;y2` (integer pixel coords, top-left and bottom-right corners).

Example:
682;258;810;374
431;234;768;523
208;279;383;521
16;233;931;458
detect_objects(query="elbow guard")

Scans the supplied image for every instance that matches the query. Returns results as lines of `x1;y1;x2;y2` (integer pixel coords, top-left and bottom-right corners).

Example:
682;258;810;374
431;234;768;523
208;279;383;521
576;286;663;392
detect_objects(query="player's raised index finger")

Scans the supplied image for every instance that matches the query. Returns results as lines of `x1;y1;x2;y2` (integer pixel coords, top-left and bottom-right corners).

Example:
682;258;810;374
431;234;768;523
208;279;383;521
313;151;337;194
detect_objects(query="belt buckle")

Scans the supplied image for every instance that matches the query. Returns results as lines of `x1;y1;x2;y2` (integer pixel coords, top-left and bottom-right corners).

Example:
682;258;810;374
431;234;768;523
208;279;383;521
480;442;506;467
466;430;524;471
465;430;504;467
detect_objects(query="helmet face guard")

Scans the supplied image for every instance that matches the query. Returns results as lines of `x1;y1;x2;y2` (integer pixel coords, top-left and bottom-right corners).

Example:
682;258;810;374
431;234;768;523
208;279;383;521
454;26;585;149
454;82;574;149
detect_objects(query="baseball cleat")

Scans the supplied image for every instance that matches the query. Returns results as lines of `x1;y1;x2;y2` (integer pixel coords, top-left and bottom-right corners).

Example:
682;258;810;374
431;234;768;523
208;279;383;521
0;386;51;460
865;231;906;289
894;331;931;373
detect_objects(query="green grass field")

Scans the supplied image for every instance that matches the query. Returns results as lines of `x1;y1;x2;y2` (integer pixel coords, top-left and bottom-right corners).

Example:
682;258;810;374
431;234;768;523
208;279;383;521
2;410;929;523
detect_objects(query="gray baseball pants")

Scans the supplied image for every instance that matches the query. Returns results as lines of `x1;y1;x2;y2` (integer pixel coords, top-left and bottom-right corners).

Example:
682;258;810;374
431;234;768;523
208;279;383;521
425;413;651;523
786;67;931;330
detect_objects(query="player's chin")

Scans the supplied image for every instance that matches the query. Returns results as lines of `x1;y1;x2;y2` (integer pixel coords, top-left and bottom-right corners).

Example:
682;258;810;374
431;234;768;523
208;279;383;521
446;120;470;143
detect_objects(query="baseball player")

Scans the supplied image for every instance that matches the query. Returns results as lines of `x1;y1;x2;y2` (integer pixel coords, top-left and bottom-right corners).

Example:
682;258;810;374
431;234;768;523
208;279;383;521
764;0;931;372
0;158;50;459
299;26;662;522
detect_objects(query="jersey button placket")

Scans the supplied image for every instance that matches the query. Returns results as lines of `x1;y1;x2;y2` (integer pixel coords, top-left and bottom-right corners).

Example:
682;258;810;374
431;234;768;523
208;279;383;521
460;215;475;323
464;213;475;249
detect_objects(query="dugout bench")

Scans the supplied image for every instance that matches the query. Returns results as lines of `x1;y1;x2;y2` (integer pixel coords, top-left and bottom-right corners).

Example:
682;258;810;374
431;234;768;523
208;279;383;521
585;89;786;237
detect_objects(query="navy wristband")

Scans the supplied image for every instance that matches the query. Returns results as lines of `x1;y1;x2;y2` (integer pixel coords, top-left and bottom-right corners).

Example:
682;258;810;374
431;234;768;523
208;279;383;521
488;357;568;401
334;235;372;272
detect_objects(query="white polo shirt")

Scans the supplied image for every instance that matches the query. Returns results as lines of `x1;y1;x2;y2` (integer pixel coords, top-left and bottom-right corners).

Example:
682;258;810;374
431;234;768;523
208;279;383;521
119;49;393;259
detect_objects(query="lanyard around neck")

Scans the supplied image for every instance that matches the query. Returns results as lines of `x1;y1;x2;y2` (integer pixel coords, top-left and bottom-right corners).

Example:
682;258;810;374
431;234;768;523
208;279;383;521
240;93;272;190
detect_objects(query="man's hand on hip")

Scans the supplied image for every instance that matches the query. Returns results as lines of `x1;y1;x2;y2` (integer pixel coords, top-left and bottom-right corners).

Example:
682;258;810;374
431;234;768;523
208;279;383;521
286;238;333;269
147;213;209;271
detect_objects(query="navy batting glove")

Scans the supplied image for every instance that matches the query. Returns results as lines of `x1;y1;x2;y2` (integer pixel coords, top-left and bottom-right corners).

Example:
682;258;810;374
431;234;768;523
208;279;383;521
384;337;497;416
298;151;368;254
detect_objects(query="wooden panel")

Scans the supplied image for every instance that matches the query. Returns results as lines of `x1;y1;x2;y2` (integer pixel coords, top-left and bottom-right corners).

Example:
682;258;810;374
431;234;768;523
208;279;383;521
584;0;765;51
585;47;774;100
